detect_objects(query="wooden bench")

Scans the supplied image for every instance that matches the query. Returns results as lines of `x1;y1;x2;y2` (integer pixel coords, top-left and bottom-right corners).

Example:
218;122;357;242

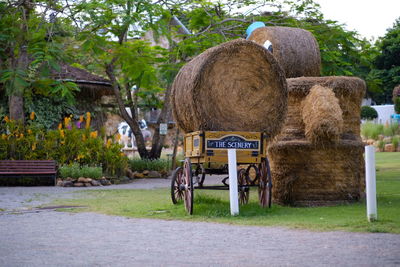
0;160;57;186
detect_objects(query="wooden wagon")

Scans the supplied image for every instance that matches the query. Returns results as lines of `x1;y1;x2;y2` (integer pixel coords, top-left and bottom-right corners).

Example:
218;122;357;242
170;131;272;214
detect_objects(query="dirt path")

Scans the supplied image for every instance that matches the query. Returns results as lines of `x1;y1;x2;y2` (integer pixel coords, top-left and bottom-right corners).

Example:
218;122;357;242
0;179;399;266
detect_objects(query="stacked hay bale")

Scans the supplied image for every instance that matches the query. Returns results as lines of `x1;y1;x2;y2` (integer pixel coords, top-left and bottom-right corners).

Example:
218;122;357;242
268;77;366;206
247;26;367;206
171;38;287;138
248;26;321;78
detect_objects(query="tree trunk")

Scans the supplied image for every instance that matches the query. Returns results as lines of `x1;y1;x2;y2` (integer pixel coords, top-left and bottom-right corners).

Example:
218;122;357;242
148;85;173;159
105;61;150;159
9;95;25;123
9;0;32;123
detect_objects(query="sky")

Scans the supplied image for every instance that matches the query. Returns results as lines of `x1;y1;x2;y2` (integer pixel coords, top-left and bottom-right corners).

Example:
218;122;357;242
314;0;400;40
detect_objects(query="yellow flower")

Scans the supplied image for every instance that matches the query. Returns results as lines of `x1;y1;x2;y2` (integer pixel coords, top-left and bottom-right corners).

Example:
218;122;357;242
19;133;24;138
60;130;65;139
64;117;71;127
29;112;35;120
79;115;84;123
58;123;63;130
90;131;98;139
60;140;65;145
116;133;121;141
82;134;86;141
32;143;36;151
120;152;125;156
1;134;7;140
4;116;9;123
85;112;91;129
27;129;32;134
106;138;112;148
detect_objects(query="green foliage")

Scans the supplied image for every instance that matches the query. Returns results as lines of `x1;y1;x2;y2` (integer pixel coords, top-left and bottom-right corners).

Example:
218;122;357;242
361;106;378;120
371;18;400;104
361;122;384;139
24;95;77;129
129;158;170;172
383;123;400;137
392;136;399;150
59;163;102;179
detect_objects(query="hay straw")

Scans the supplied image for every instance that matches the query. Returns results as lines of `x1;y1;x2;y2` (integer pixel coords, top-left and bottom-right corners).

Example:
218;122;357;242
268;140;365;206
301;85;343;144
248;26;321;78
171;38;287;137
279;76;365;141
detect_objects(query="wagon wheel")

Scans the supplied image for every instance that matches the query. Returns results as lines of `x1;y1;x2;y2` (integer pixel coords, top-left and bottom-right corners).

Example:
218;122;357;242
238;168;250;205
258;158;272;208
182;158;194;215
246;164;260;185
170;167;184;204
195;164;206;188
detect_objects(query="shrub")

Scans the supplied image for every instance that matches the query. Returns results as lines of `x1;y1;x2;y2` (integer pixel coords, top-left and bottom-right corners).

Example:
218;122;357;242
361;122;383;140
392;136;399;151
129;158;169;172
383;122;400;137
361;106;378;120
59;164;102;179
377;140;385;151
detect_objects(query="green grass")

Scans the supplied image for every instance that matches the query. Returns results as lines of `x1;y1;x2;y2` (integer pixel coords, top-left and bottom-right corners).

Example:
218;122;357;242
53;153;400;233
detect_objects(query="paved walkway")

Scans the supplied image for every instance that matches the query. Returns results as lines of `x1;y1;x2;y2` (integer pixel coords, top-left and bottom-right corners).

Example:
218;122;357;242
0;178;399;266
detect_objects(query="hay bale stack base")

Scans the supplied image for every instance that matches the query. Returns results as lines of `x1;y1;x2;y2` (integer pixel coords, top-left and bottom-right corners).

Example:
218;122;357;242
171;39;287;138
268;76;366;206
269;140;365;206
248;26;321;78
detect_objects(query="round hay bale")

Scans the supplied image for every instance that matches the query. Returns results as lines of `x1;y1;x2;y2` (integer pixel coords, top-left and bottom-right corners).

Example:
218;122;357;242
393;85;400;101
248;26;321;78
171;39;287;137
278;76;365;141
268;140;365;206
301;85;343;144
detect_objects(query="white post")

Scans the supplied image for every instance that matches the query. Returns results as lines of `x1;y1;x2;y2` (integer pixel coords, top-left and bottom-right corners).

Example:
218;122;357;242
228;149;239;216
365;145;377;222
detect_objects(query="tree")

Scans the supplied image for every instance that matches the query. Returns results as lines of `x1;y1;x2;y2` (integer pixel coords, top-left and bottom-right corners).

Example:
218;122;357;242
0;0;79;123
361;106;378;120
371;17;400;104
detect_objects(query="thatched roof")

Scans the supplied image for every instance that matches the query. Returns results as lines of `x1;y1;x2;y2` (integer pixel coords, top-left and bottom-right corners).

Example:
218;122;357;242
51;63;113;100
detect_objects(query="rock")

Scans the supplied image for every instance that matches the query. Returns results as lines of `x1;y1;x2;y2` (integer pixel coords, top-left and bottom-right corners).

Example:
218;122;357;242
62;181;74;187
366;139;375;145
147;171;161;178
384;143;394;152
383;137;392;143
378;134;384;141
119;176;131;184
100;179;112;186
74;182;84;187
56;180;63;187
126;169;135;179
84;182;92;187
86;178;93;183
91;180;101;186
142;170;150;176
77;177;86;183
134;172;145;178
